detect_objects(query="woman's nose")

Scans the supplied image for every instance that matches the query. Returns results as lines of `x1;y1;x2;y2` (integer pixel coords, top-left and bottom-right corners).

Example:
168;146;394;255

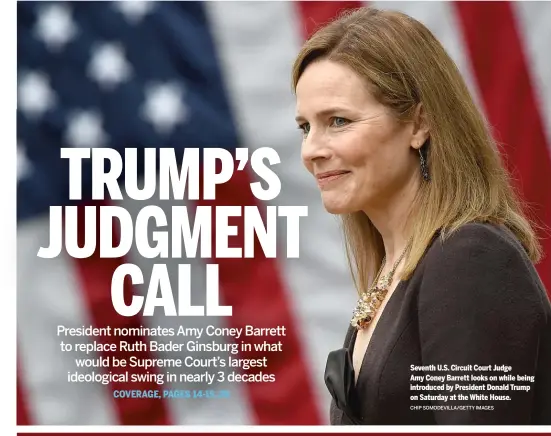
301;131;332;163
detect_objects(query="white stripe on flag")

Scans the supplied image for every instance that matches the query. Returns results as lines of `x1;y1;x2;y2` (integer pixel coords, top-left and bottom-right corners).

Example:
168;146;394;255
514;2;551;152
17;217;117;425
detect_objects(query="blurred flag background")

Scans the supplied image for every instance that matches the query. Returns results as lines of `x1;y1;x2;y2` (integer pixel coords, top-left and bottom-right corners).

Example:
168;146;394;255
17;0;551;426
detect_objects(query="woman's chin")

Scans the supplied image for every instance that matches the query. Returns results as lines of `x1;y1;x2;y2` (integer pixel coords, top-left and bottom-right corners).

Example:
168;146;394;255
322;199;354;215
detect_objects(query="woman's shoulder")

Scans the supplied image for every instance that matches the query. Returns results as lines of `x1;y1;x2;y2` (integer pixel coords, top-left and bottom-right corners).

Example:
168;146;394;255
424;221;530;269
418;221;549;311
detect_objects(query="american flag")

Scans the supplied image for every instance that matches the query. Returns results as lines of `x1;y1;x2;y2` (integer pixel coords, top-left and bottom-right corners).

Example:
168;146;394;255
17;0;551;426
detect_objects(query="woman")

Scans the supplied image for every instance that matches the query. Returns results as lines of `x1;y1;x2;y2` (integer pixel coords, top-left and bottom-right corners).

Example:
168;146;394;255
292;7;551;425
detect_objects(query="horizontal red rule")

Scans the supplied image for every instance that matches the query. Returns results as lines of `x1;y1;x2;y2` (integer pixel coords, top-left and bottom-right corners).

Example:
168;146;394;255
15;433;547;435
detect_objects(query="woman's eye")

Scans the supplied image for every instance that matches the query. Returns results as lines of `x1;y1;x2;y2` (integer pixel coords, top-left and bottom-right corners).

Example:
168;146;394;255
331;117;349;127
298;123;310;135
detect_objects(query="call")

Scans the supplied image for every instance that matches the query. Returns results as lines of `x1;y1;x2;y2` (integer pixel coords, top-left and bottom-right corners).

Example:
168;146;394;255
111;263;232;317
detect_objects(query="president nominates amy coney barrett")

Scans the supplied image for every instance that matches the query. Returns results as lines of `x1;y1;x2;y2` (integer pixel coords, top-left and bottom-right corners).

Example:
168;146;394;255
292;6;551;425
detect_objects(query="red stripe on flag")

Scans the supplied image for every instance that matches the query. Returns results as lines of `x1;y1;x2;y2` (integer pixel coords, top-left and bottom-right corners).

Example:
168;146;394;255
70;201;171;425
195;167;321;425
17;369;32;425
455;1;551;294
295;1;363;39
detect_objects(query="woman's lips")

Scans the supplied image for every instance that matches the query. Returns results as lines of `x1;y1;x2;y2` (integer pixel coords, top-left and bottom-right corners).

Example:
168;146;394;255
316;171;351;188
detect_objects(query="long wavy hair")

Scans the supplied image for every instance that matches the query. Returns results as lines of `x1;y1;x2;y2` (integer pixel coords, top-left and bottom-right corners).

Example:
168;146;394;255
291;7;544;295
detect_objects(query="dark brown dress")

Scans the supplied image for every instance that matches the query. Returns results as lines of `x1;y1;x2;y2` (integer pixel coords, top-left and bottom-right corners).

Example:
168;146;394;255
330;222;551;424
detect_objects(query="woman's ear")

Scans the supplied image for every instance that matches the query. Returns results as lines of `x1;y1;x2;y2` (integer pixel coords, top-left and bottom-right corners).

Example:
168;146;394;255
410;103;430;150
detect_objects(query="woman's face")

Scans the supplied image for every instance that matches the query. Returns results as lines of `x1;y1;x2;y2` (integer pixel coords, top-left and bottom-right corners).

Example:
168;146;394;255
295;59;421;214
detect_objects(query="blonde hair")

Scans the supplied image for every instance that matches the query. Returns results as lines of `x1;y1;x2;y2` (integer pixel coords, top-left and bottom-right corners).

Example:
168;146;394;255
291;7;545;295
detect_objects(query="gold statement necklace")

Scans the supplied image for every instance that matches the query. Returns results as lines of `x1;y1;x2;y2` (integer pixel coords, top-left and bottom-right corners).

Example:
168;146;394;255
351;239;412;330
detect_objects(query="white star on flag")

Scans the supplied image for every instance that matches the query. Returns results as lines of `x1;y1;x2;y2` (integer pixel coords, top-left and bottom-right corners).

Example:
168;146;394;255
88;42;132;90
18;71;56;119
33;3;78;52
113;1;155;24
65;110;109;148
141;82;188;135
